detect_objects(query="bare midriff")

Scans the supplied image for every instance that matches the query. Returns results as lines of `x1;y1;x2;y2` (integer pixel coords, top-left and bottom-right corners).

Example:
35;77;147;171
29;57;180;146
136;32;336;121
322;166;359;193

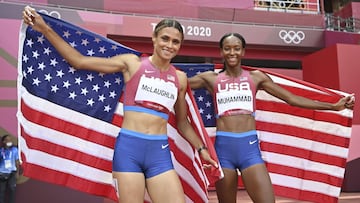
121;111;168;135
216;114;256;133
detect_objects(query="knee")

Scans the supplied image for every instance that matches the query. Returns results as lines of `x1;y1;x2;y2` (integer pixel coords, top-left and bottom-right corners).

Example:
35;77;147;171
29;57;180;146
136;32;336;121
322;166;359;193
8;184;16;192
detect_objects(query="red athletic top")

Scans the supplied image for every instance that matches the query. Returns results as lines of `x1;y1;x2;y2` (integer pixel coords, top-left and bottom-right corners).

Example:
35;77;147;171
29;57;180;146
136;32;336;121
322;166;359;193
123;57;180;120
213;68;256;118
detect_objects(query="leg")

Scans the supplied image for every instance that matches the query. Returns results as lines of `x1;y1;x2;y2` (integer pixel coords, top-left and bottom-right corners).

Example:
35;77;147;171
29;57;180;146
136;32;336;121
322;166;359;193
7;173;16;203
146;170;185;203
215;168;238;203
113;171;146;203
0;180;6;203
112;131;148;203
241;163;275;203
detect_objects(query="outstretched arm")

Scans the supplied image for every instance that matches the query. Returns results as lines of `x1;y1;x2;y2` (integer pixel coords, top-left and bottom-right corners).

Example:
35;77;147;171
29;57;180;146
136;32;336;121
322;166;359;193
22;6;139;74
188;71;216;93
256;70;355;111
175;71;218;168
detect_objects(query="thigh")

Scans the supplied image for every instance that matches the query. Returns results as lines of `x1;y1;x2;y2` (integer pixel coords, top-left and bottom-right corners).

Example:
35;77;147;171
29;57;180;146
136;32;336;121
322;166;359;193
241;163;275;203
146;170;185;203
112;132;145;173
7;173;16;190
215;168;238;203
113;171;145;203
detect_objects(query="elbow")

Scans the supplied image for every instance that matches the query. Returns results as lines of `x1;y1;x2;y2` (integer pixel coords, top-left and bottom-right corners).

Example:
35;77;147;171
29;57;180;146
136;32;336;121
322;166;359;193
284;97;299;107
69;55;87;70
286;100;296;107
176;119;188;133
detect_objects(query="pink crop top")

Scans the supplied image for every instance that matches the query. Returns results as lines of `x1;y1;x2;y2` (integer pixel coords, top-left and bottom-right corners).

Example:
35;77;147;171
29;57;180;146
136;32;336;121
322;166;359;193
123;57;180;120
213;68;257;118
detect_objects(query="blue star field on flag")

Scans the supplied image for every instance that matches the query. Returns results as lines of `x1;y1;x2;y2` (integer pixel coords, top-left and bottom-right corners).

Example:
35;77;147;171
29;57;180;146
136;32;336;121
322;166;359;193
21;13;140;122
175;63;216;127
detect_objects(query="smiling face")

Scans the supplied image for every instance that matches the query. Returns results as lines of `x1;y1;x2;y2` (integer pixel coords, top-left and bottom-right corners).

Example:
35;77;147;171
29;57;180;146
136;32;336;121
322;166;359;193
151;19;184;62
220;35;245;69
152;27;183;61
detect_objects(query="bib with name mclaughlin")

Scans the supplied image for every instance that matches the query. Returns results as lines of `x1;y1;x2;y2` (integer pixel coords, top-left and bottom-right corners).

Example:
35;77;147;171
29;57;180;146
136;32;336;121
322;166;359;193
135;75;178;112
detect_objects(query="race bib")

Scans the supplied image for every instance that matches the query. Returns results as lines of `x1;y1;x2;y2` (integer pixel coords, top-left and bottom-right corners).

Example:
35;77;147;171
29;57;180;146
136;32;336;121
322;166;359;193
216;90;253;115
135;75;178;112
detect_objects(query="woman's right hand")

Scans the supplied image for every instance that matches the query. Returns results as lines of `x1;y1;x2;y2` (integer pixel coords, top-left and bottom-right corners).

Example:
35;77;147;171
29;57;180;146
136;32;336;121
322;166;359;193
21;5;134;74
22;6;48;33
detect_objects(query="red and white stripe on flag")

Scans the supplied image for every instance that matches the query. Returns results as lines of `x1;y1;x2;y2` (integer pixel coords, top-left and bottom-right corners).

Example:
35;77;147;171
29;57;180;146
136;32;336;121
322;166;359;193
252;67;353;203
18;85;119;200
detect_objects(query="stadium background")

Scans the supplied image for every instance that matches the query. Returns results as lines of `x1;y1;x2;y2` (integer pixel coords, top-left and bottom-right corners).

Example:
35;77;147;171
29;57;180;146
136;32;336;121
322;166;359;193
1;0;359;202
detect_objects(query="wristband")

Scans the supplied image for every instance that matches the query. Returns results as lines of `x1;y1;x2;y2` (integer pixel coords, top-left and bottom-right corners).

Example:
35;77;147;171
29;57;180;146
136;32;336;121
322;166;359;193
197;145;208;153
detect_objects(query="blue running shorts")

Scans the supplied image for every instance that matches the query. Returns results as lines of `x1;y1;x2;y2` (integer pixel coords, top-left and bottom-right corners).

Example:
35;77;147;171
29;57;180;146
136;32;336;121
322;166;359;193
215;130;264;171
112;128;174;178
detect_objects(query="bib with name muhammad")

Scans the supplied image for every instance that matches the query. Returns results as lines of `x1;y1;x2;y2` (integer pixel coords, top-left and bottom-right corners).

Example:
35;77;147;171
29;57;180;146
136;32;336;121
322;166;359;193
213;69;257;117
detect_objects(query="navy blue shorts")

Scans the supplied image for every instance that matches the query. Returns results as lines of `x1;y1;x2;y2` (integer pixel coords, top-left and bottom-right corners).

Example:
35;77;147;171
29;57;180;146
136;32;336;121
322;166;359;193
112;128;174;178
215;130;264;171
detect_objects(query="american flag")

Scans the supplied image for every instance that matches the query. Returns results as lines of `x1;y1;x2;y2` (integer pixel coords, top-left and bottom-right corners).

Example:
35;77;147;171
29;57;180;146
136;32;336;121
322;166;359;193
177;64;354;203
17;13;221;202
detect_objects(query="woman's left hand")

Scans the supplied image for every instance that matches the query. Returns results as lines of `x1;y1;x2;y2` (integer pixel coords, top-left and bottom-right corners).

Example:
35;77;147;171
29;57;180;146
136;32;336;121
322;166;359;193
335;94;355;110
199;148;218;169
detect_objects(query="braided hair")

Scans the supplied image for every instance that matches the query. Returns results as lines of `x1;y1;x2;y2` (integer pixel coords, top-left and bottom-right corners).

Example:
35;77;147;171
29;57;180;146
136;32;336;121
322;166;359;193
153;19;184;41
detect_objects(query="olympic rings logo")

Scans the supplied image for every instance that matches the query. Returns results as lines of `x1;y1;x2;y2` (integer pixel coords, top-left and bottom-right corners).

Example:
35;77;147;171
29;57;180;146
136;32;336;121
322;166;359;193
38;9;61;19
278;30;305;44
